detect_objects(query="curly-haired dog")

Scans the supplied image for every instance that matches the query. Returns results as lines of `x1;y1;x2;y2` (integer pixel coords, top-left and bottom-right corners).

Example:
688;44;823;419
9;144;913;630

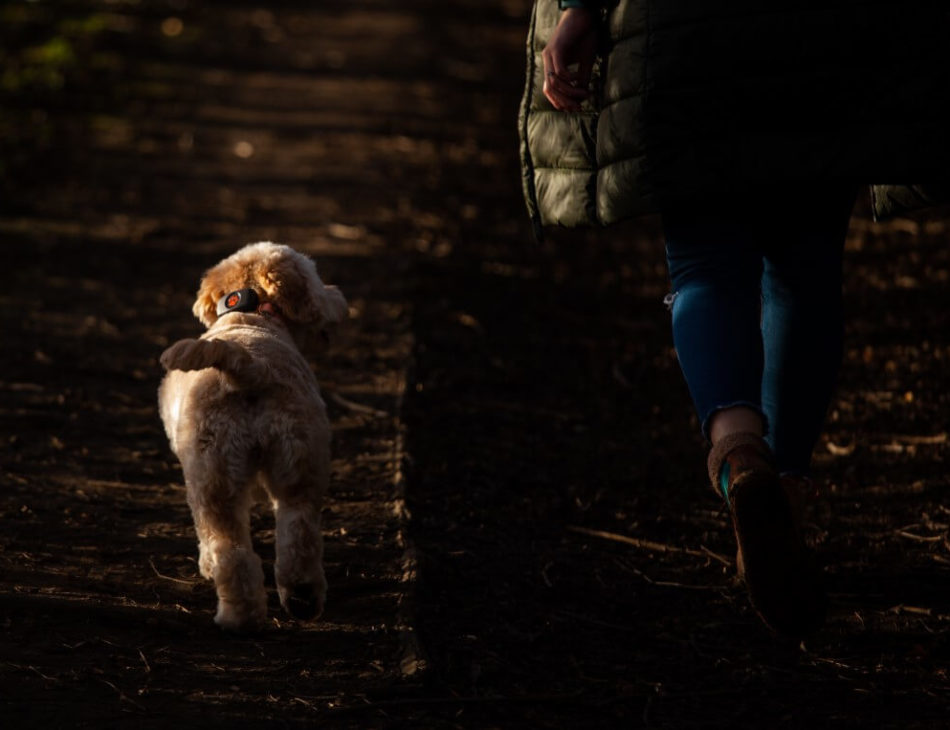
158;242;347;631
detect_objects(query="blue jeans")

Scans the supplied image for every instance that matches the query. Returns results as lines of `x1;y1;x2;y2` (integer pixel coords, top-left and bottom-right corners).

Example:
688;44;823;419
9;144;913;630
663;188;857;474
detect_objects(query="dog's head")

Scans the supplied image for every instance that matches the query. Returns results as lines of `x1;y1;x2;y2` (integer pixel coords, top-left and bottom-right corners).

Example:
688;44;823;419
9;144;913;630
193;242;348;350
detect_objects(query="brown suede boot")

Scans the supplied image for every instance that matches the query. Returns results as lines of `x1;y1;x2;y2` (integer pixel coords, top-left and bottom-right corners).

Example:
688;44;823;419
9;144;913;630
734;474;817;581
707;432;827;637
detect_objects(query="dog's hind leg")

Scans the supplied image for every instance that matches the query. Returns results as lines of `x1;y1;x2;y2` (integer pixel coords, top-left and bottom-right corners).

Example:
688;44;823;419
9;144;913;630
272;493;327;622
186;470;267;632
261;428;329;622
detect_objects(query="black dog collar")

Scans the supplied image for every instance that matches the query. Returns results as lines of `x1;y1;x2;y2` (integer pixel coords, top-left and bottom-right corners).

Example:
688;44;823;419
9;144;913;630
216;288;260;317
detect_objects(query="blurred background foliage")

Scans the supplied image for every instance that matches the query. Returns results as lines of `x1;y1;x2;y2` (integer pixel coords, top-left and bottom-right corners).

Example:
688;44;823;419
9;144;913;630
0;2;193;204
1;4;108;197
1;7;104;94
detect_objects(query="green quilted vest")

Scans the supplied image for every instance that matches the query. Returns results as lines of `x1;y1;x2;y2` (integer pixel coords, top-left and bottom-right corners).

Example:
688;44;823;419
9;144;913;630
520;0;950;229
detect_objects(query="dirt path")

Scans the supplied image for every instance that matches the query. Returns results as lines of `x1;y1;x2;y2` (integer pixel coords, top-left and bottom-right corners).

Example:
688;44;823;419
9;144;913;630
3;2;950;728
1;1;434;725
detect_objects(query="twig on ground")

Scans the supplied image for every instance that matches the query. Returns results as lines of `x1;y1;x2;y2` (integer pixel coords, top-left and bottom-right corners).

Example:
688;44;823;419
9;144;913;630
290;695;341;707
896;530;944;543
18;664;58;682
148;558;196;586
811;656;860;672
326;391;388;418
700;545;733;567
99;678;146;711
625;565;724;592
887;604;933;617
568;525;732;567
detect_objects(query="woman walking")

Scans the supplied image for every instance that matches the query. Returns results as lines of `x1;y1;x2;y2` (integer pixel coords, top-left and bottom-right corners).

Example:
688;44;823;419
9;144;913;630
521;0;950;636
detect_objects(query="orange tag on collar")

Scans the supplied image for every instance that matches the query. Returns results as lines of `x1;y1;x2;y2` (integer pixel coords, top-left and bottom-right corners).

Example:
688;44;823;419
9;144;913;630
216;288;260;316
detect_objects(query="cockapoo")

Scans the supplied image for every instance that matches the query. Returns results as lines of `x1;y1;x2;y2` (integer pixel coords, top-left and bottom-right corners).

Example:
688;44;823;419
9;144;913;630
158;242;347;631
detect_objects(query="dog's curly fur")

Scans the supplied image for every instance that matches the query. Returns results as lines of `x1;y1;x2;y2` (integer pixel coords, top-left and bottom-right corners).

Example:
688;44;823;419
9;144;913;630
158;242;347;631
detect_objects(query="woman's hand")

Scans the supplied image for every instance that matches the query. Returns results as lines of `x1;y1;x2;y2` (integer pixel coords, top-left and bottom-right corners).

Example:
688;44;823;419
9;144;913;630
541;8;598;111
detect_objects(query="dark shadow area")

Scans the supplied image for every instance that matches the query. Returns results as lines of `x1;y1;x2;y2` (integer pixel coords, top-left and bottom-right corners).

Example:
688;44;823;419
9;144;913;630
405;211;950;728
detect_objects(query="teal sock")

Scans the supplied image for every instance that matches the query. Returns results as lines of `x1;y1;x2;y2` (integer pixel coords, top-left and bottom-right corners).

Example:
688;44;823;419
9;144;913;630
719;462;732;505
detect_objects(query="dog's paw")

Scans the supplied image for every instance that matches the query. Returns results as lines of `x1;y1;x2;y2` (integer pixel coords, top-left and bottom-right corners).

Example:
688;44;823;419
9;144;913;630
214;595;268;633
280;583;325;622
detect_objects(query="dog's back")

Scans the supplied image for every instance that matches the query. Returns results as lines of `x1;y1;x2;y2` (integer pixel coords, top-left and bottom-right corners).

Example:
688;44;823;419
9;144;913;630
158;319;325;461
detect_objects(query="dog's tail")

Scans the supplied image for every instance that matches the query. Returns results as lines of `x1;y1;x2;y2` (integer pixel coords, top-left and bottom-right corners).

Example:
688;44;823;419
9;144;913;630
160;338;265;386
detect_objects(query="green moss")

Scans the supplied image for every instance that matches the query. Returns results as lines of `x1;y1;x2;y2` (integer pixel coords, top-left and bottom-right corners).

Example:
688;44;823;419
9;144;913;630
0;10;113;94
1;34;80;93
57;14;110;37
23;37;76;67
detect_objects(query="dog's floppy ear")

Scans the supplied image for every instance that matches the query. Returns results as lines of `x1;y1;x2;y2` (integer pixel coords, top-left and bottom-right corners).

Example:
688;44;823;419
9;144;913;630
192;263;229;328
313;284;348;326
266;252;348;327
